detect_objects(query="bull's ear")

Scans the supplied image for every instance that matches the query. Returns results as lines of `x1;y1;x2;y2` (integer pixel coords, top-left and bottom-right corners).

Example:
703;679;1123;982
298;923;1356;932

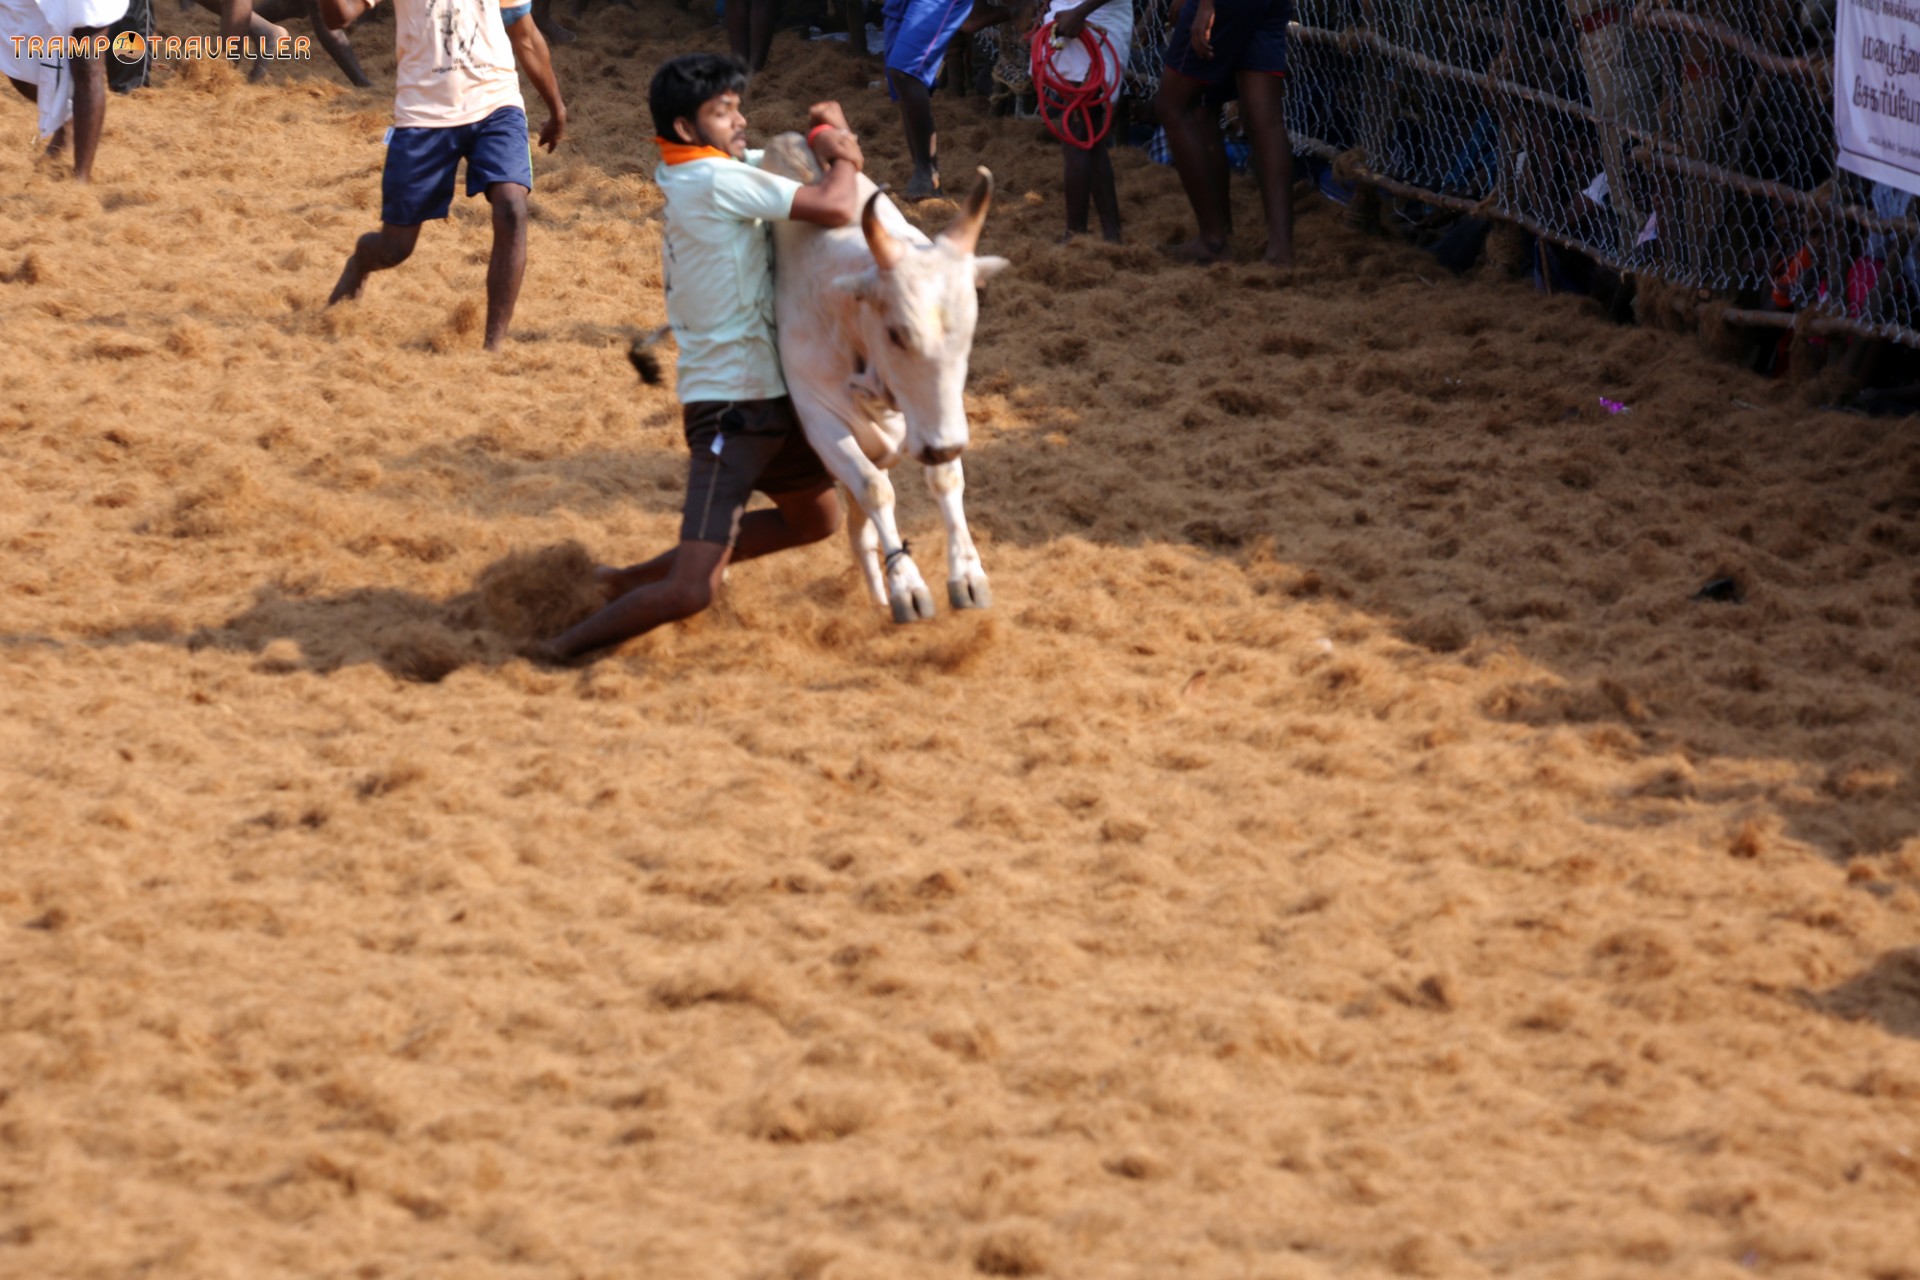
973;256;1011;286
832;270;880;301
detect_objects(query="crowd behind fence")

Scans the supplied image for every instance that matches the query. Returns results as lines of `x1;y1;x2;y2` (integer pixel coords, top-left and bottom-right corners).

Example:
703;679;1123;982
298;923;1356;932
1088;2;1912;351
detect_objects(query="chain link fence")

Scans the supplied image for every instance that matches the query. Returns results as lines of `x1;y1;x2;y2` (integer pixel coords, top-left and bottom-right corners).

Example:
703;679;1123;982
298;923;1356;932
1101;2;1920;352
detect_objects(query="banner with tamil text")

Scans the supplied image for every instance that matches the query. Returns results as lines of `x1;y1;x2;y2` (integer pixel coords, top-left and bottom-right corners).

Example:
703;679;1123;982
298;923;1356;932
1838;0;1920;195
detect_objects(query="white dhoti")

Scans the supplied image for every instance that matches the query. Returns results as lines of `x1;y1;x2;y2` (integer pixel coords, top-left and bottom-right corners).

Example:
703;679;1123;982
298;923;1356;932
0;0;129;139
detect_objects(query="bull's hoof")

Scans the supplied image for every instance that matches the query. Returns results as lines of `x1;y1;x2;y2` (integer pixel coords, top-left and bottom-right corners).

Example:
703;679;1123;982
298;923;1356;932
890;586;936;624
948;578;992;610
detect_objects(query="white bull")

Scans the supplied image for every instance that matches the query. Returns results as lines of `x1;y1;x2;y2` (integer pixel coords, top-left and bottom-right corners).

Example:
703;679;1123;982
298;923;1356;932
758;134;1009;623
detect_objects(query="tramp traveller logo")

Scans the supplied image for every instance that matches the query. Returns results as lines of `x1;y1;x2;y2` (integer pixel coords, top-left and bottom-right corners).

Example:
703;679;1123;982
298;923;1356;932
9;32;314;62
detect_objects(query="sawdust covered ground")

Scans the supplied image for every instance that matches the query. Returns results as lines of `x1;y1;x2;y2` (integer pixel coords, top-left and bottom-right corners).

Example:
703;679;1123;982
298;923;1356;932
4;9;1920;1278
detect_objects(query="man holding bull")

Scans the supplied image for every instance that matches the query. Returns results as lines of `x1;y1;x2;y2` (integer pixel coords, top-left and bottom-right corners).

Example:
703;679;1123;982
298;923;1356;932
534;54;866;664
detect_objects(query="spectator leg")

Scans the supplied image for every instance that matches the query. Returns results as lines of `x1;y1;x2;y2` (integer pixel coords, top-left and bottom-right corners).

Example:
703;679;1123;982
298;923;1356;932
1236;68;1292;268
890;70;939;198
69;28;106;183
1155;70;1229;260
485;182;530;351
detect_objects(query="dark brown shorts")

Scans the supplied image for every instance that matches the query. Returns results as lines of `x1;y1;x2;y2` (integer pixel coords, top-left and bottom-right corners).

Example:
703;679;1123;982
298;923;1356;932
680;397;833;546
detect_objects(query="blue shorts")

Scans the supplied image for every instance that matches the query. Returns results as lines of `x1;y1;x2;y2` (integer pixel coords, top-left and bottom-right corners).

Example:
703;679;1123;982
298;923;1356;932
883;0;971;93
381;105;535;227
1164;0;1291;85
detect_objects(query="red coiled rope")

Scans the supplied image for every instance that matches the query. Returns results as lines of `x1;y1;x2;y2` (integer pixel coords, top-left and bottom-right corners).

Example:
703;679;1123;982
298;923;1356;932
1028;19;1117;150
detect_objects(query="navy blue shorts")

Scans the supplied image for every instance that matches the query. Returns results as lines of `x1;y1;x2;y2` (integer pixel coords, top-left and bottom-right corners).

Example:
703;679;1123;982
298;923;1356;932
1164;0;1291;85
381;105;534;227
883;0;971;93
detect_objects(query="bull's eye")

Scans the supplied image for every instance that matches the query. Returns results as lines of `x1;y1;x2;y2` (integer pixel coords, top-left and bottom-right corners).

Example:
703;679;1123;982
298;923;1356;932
887;326;908;351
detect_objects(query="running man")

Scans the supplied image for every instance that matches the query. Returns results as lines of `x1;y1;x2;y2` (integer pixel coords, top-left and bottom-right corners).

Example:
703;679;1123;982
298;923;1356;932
320;0;567;351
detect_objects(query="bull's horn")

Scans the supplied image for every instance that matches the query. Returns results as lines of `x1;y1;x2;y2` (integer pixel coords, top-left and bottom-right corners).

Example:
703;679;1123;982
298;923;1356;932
863;191;906;271
939;167;994;255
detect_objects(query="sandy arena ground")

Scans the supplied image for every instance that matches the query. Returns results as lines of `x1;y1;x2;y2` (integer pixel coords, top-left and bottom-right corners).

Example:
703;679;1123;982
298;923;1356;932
4;9;1920;1278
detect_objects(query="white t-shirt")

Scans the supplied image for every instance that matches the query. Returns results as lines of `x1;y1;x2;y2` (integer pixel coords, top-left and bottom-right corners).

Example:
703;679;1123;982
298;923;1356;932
392;0;525;129
655;151;804;405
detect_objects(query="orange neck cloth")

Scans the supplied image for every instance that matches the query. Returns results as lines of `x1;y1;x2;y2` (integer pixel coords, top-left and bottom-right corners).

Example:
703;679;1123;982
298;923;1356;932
656;137;733;165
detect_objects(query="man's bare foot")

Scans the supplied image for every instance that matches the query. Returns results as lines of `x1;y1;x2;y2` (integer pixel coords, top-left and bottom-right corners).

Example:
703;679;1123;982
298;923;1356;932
43;124;68;161
1160;237;1228;265
901;168;940;201
1262;246;1294;270
328;254;365;306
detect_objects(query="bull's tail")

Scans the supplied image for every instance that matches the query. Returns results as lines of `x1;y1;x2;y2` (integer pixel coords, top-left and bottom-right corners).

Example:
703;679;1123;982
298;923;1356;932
629;325;671;385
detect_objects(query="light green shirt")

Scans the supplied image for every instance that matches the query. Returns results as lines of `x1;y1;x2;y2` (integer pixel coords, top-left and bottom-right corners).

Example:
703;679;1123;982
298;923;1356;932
655;151;803;405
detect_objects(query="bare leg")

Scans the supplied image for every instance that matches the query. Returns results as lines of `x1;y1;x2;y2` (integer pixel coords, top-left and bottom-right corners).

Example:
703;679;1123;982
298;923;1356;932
1066;102;1120;242
1155;71;1229;260
542;485;840;660
597;482;842;599
329;222;421;304
484;182;529;351
1090;132;1120;241
246;11;292;80
305;0;371;86
540;541;730;662
219;0;249;40
727;0;776;70
726;0;749;64
889;70;939;199
1236;69;1293;268
68;29;106;183
194;0;291;79
1062;140;1091;237
748;0;775;72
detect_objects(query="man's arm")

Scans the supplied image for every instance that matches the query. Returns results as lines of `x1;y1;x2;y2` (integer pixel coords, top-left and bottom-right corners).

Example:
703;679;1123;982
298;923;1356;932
789;130;864;228
1050;0;1118;40
504;11;567;151
1187;0;1216;59
318;0;371;32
